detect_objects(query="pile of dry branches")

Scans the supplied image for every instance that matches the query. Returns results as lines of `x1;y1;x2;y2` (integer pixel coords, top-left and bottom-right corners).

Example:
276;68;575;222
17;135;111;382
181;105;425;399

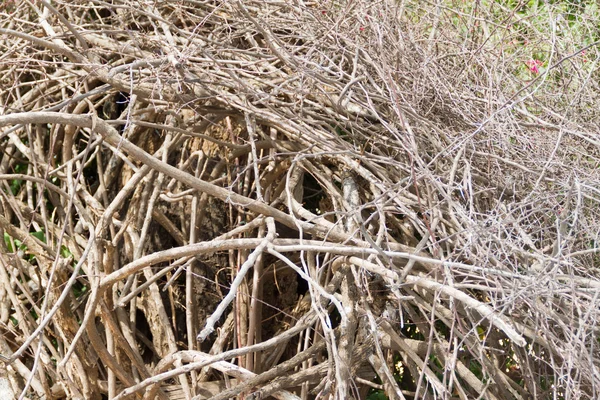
1;0;600;399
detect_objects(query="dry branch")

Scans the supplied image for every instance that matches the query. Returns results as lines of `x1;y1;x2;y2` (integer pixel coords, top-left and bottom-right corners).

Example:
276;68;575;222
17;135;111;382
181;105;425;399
1;0;599;399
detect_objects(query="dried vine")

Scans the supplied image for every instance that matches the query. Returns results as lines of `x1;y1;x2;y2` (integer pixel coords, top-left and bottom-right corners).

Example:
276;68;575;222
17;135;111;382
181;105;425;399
1;0;599;399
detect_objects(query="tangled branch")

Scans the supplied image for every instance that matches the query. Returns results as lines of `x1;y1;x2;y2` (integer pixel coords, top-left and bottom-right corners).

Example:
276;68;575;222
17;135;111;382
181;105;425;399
1;0;599;399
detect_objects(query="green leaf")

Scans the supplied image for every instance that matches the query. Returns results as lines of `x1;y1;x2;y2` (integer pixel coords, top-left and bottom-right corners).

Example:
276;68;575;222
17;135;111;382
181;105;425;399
367;390;388;400
3;232;13;252
3;233;25;252
31;230;46;243
9;179;23;195
60;245;73;258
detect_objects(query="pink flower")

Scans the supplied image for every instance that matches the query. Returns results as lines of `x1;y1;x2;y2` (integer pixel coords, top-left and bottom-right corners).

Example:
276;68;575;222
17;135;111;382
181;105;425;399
525;59;543;74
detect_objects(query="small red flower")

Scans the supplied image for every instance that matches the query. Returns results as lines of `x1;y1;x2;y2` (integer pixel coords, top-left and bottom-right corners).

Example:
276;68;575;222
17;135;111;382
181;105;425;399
360;26;365;31
525;59;543;74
